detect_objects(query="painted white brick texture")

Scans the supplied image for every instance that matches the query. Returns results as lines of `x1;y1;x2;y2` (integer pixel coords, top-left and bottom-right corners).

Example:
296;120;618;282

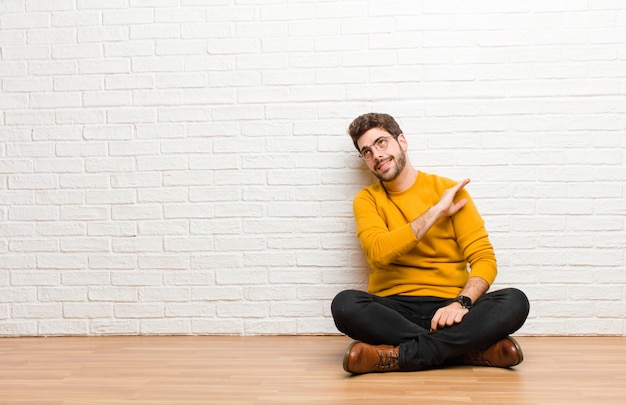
1;1;625;336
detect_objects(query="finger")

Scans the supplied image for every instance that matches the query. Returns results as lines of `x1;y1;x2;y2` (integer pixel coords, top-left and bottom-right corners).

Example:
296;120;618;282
444;313;456;327
439;312;454;329
431;309;445;332
430;313;440;332
455;311;465;324
447;180;469;200
459;178;471;188
452;178;470;192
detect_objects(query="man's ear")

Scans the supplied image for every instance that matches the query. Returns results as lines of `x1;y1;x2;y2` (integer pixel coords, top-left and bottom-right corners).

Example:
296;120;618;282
397;133;409;151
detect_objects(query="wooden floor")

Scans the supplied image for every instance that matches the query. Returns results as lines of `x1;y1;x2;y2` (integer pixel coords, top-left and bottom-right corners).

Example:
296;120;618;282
1;336;625;404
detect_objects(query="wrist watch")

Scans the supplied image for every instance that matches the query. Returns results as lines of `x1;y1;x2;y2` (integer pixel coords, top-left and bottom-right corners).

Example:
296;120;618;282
455;295;473;309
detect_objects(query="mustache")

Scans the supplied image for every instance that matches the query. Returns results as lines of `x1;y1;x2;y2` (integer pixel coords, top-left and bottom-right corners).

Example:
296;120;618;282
374;156;393;171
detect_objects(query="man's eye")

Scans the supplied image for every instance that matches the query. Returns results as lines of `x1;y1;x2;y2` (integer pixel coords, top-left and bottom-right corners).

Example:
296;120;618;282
376;139;387;148
362;150;372;159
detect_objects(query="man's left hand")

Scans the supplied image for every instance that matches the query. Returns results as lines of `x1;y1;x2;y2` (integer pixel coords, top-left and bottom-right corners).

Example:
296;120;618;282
430;302;469;333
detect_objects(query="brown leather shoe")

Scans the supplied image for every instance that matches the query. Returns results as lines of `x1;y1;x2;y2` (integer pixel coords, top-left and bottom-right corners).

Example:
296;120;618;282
463;336;524;368
343;341;400;374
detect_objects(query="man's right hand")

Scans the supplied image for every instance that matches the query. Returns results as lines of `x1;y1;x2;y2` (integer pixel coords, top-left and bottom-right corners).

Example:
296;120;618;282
409;178;470;241
434;178;470;218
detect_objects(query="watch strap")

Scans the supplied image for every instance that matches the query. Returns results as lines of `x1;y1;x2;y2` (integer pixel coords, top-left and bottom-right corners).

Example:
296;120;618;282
455;295;473;309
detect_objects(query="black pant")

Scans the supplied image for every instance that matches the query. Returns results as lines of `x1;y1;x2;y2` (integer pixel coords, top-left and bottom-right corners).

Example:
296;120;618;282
331;288;530;371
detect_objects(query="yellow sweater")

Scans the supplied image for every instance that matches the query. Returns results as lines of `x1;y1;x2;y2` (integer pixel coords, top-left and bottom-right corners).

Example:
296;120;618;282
353;171;497;298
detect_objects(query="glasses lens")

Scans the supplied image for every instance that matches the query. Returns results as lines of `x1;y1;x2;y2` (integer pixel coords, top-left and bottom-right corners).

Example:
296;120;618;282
375;137;388;150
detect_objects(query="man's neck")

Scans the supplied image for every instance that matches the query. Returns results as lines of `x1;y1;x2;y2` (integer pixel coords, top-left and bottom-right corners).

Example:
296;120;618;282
382;164;417;193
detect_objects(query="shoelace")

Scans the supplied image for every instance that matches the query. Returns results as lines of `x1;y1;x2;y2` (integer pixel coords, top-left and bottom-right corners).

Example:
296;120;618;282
376;349;399;370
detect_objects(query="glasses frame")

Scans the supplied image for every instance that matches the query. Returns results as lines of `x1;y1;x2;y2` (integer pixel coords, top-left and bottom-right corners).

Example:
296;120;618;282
359;135;395;162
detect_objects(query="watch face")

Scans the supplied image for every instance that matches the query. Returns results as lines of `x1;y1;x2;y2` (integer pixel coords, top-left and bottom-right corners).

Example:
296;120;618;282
457;296;472;308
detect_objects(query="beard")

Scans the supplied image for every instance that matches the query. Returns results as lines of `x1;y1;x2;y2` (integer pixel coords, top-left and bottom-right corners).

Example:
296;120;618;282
373;150;407;183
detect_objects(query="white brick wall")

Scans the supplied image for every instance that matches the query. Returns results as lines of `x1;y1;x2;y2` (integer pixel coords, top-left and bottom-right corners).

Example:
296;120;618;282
1;1;625;336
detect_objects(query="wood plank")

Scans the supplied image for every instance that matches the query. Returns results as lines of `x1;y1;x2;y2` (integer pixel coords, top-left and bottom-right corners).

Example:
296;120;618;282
0;336;625;404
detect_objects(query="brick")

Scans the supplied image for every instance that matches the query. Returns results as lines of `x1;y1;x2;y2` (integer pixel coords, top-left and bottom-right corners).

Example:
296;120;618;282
216;302;266;318
165;302;215;317
35;158;83;173
137;156;187;171
130;24;180;40
138;189;188;203
36;222;85;237
190;218;241;235
114;303;164;318
37;254;87;270
163;271;214;286
0;191;35;205
140;319;191;335
139;287;190;302
1;45;50;60
62;271;110;286
60;237;109;252
52;11;100;27
111;173;162;188
0;12;49;29
164;237;214;252
59;174;109;189
164;203;214;219
78;26;128;43
88;287;138;302
245;319;297;335
90;320;139;335
156;40;207;56
111;204;162;220
163;170;213;187
88;255;137;270
12;303;62;319
51;43;101;59
0;159;33;173
111;272;162;286
39;320;90;335
192;319;242;334
29;61;77;76
84;125;133;140
155;7;205;23
137;255;189;270
104;76;154;90
107;107;156;124
191;286;243;301
63;303;113;318
102;9;154;25
5;111;55;125
9;206;58;221
53;76;101;91
0;93;28;110
133;56;184;73
9;239;58;252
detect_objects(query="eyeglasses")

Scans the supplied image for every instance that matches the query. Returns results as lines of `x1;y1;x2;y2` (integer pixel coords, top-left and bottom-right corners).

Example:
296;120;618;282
359;136;394;161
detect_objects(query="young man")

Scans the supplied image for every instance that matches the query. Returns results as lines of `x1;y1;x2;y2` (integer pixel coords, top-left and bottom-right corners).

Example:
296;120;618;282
332;113;530;374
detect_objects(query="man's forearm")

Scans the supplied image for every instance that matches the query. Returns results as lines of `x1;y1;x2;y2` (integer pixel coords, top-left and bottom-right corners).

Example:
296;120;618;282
458;276;489;303
409;205;443;241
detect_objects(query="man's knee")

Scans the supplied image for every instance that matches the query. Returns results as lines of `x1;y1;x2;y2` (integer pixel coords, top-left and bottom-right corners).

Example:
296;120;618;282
505;288;530;316
331;289;361;320
482;288;530;323
498;288;530;330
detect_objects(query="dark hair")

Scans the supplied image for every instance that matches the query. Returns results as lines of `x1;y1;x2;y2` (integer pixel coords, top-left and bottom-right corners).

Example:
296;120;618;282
347;113;403;151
